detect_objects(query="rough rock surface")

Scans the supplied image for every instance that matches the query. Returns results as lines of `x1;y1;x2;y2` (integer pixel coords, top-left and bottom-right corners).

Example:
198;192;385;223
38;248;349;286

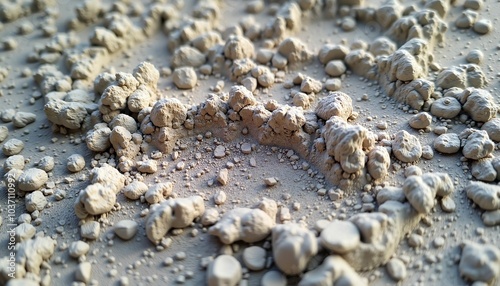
272;223;318;275
392;130;422;163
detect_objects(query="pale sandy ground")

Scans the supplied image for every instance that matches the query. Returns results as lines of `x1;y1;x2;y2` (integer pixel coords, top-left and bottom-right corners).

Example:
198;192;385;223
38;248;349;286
1;0;500;285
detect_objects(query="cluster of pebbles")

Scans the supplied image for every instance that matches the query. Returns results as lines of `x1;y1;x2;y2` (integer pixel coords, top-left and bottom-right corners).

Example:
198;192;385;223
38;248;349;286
1;0;500;285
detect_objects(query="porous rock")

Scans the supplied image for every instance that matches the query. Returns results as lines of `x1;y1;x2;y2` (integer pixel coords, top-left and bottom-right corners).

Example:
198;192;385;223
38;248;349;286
109;114;138;134
392;130;422;163
460;129;494;160
461;88;498;123
171;46;205;68
74;164;125;218
268;105;306;135
145;182;173;204
38;156;55;172
4;155;25;171
344;49;375;77
150;98;187;128
392;79;434;111
300;77;322;93
15;236;56;275
12;112;36;128
146;196;205;244
14;223;35;243
403;173;454;214
277;37;313;65
315;91;353;121
318;44;349;64
376;186;406;205
228;85;256;112
86;125;112;152
209;207;274;244
323;117;374;173
25;191;47;212
224;36;254;60
367;146;391;180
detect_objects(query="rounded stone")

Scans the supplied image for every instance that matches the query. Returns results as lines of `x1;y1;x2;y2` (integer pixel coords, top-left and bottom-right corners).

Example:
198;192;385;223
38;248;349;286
320;220;360;254
207;255;242;286
18;168;49;192
386;258;407;281
67;154;86;172
173;67;197;89
242;246;267;271
466;49;484;64
434;133;461;154
261;270;287;286
325;60;346;77
2;138;24;156
481;118;500;142
430;97;461;119
473;19;492;35
114;219;138;240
